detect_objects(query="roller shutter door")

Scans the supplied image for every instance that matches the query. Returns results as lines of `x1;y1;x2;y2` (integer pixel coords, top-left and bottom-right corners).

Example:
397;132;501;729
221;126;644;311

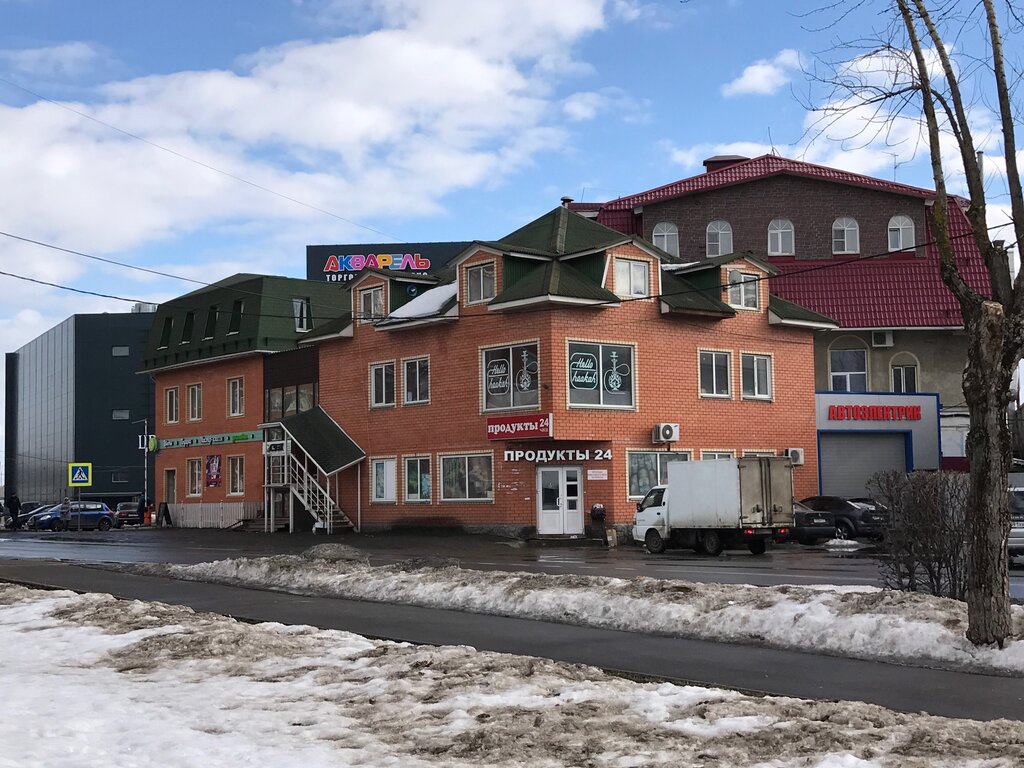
819;432;907;497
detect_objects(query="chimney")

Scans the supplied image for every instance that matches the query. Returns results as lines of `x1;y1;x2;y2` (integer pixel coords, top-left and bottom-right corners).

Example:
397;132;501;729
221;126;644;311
560;196;574;208
703;155;749;174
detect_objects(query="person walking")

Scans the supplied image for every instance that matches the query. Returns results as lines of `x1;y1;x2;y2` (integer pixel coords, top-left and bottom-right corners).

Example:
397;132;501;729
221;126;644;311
8;493;21;531
59;497;72;532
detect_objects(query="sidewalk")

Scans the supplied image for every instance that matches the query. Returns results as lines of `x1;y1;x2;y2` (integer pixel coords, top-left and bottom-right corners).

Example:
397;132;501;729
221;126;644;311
1;558;1021;722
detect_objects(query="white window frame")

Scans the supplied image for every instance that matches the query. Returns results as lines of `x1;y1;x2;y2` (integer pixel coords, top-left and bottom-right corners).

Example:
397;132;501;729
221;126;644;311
829;348;868;392
626;450;692;499
165;387;179;424
653;222;679;257
111;409;130;420
701;450;735;460
293;297;312;332
440;453;494;502
404;456;431;503
466;263;496;305
404;357;430;405
832;217;860;254
768;218;795;256
727;269;759;309
359;286;385;324
888;215;915;252
741;353;772;400
370;362;396;408
614;258;650;298
187;383;203;421
228;377;244;417
698;350;732;398
892;364;918;393
227;455;244;496
371;458;397;503
111;345;130;357
187;458;203;497
482;342;540;412
706;220;733;257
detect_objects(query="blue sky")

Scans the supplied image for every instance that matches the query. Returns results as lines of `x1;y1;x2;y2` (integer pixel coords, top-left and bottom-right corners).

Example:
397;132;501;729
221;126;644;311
0;0;1015;353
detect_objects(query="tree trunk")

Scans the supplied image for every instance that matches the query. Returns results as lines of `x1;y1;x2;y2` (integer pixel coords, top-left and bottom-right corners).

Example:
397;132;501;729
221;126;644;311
963;300;1012;646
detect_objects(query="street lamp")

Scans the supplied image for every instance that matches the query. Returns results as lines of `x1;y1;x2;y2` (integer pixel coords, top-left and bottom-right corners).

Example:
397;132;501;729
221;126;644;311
132;418;149;519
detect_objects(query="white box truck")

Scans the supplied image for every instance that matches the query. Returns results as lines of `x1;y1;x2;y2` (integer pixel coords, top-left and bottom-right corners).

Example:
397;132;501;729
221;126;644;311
631;456;794;556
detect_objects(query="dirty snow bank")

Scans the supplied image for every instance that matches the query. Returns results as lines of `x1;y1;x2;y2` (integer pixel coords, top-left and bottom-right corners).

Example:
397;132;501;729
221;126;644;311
128;544;1024;677
3;583;1023;767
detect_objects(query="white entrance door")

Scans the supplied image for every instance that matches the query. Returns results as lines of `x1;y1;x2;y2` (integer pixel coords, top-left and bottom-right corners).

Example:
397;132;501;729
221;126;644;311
536;466;583;535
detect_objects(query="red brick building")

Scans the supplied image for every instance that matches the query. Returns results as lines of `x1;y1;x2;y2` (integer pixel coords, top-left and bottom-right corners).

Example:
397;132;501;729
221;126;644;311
278;205;833;536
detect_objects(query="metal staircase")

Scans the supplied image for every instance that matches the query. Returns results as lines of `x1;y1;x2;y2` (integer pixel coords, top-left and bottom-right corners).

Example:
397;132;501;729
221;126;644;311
264;442;354;533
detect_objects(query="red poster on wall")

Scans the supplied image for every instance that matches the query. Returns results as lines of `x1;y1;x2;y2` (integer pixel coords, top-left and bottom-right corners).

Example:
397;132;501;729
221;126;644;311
205;454;222;487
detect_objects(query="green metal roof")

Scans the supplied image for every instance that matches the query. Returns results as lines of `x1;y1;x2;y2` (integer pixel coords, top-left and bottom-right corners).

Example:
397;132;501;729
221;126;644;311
141;274;351;372
275;406;364;475
489;259;620;306
768;294;838;326
485;206;633;257
659;271;735;316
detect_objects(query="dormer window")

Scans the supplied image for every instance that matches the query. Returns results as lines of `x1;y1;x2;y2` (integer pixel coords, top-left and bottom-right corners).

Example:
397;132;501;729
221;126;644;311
653;222;679;257
614;258;650;298
359;286;385;324
180;311;195;344
158;317;173;349
768;219;794;255
293;297;311;332
228;299;244;334
202;305;218;340
888;215;915;252
467;263;496;304
727;269;759;309
706;221;733;257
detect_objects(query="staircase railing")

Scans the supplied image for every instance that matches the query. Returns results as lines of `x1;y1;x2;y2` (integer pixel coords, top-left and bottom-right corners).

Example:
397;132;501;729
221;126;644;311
264;440;352;533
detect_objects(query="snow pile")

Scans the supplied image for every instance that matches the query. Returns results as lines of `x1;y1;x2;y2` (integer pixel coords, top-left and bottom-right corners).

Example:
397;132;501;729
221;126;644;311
128;545;1024;677
3;583;1023;767
824;538;865;550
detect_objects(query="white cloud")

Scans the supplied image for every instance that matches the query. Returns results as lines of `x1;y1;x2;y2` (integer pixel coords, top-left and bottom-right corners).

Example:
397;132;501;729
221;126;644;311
721;48;802;97
562;86;649;122
0;42;103;78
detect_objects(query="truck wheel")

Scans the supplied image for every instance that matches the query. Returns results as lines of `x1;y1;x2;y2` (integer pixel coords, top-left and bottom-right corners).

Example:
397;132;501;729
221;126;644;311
701;531;724;557
748;539;767;556
644;529;666;554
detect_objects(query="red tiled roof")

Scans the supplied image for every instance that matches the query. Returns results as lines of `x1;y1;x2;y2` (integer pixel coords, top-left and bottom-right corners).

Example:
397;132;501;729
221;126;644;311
599;154;936;210
769;204;989;328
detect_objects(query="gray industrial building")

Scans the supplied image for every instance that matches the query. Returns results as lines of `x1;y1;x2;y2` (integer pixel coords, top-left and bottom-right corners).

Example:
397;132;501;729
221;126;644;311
4;305;157;507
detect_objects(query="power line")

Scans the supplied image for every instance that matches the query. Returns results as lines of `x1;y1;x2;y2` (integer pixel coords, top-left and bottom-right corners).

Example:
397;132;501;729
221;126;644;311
0;75;404;242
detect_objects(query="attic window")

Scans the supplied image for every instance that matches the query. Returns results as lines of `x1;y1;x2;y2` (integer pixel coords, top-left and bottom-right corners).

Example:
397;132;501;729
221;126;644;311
158;317;173;349
180;311;195;344
359;286;385;324
228;299;244;334
467;263;496;304
293;297;311;332
203;306;218;339
614;258;649;298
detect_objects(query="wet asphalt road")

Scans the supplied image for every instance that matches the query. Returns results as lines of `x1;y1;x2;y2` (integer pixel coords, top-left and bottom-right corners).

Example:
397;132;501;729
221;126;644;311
1;526;1022;596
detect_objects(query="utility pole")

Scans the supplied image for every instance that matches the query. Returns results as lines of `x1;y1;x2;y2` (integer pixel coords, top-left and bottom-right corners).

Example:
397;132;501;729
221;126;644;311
132;417;149;513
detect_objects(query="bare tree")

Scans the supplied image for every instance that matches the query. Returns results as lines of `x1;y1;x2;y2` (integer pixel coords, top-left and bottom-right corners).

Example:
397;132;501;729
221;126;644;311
811;1;1023;646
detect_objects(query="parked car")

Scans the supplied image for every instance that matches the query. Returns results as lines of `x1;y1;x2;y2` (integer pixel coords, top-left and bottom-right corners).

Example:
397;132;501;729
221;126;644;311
2;500;45;529
778;500;835;545
27;502;116;531
799;496;888;540
114;501;146;527
1009;489;1024;559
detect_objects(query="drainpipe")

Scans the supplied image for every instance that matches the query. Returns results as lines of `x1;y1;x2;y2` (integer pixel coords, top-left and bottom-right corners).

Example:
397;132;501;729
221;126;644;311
357;463;362;532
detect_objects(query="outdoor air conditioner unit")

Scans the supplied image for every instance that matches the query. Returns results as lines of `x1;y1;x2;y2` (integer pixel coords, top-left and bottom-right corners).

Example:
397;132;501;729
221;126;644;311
652;423;680;444
871;330;894;348
784;447;805;466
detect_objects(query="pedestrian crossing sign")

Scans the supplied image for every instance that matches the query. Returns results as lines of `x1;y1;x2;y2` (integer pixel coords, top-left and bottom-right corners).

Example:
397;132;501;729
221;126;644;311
68;462;92;487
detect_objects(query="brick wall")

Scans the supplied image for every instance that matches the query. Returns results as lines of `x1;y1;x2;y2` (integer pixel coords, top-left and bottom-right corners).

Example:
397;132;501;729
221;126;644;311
322;245;818;530
641;174;928;261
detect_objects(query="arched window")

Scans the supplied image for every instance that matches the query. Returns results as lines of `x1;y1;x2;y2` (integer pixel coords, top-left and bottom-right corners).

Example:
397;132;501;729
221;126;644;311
706;220;733;257
767;218;794;255
653;222;679;257
829;339;868;392
888;215;915;252
832;217;860;254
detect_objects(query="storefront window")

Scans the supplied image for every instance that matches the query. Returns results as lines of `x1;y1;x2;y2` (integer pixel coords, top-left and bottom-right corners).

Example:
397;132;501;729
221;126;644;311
266;387;283;421
297;383;316;412
628;451;691;497
282;385;298;417
441;454;493;501
568;341;633;408
483;343;539;410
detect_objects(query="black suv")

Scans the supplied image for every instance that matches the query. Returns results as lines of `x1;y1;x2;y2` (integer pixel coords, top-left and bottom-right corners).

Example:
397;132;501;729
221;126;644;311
799;496;888;540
